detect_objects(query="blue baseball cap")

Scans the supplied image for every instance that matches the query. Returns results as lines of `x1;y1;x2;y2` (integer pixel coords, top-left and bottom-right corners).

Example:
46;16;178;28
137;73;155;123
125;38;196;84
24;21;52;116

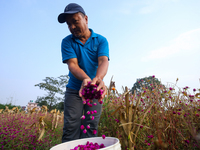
58;3;86;23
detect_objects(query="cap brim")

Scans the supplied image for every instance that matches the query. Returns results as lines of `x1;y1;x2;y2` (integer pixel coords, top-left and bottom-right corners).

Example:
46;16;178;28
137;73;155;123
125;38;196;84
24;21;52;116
58;11;79;23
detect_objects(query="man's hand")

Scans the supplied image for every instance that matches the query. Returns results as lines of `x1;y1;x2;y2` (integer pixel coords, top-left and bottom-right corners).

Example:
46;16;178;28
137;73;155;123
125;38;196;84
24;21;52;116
79;78;91;102
91;77;107;102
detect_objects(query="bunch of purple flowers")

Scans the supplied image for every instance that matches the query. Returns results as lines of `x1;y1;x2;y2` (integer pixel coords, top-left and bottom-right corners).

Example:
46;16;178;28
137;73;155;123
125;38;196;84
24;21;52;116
81;82;104;100
71;141;105;150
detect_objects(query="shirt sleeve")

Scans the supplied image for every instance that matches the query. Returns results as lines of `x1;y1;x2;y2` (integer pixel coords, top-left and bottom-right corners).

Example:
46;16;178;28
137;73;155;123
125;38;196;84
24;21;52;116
97;36;110;61
61;37;77;63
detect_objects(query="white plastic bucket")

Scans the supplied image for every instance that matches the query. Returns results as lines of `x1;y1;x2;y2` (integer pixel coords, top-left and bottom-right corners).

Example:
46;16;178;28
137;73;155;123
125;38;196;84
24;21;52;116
50;137;121;150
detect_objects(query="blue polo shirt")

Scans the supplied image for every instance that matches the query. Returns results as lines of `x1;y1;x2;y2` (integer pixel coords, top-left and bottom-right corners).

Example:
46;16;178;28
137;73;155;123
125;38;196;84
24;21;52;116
61;29;109;91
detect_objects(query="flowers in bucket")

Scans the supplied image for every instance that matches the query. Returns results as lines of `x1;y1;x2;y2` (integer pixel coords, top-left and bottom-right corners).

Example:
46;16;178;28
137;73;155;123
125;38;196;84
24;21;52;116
71;141;105;150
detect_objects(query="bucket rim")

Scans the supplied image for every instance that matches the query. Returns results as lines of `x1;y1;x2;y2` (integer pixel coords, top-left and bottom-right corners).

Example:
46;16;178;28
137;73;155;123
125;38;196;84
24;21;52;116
50;137;120;150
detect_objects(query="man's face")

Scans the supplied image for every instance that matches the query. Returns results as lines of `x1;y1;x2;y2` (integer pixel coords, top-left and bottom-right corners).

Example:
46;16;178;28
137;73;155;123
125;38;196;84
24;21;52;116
65;13;88;38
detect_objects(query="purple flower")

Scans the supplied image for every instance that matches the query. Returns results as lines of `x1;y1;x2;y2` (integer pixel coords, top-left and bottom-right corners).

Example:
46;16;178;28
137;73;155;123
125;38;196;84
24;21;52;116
90;111;94;114
86;111;90;115
93;130;97;134
86;124;90;129
90;116;94;120
102;134;106;139
80;125;84;130
184;140;190;144
148;135;154;139
100;144;105;148
81;115;85;120
93;110;97;113
83;129;87;134
115;119;119;123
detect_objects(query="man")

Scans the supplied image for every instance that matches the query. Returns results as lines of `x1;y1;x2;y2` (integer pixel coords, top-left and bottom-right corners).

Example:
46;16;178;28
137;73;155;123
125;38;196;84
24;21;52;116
58;3;109;143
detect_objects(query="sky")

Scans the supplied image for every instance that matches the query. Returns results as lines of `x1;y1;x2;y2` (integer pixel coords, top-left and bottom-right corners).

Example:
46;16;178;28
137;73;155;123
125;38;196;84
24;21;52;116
0;0;200;106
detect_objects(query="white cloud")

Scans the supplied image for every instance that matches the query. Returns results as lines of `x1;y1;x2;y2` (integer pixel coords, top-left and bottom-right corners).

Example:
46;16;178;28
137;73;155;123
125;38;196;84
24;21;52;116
141;28;200;61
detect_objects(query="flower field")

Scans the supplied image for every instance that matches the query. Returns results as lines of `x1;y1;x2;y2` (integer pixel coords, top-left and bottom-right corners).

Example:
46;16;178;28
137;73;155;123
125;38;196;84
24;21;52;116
0;76;200;150
0;107;64;150
98;77;200;150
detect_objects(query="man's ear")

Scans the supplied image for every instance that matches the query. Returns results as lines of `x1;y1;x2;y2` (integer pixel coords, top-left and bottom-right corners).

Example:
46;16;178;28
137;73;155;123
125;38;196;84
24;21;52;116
85;15;88;24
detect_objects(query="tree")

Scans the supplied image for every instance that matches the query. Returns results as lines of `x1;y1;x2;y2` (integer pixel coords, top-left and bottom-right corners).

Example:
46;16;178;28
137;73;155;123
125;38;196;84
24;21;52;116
131;76;165;94
35;75;69;110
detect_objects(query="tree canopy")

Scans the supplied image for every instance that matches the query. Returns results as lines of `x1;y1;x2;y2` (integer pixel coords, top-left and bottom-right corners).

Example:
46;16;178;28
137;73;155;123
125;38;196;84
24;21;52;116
35;75;69;110
131;76;165;94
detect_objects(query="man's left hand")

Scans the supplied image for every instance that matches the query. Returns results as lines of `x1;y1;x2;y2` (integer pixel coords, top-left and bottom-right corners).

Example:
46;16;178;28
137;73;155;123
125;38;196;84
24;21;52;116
91;77;107;102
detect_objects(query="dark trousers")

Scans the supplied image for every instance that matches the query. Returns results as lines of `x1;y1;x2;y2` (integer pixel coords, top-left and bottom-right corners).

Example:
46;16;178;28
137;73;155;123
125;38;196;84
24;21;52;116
62;87;102;143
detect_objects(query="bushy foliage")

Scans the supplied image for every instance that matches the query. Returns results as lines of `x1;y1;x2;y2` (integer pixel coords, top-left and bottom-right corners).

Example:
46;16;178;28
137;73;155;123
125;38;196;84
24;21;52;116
0;103;20;110
99;76;200;150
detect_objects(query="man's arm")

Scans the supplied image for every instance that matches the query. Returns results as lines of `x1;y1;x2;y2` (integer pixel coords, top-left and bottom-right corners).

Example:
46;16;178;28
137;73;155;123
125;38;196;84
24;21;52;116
66;58;91;101
91;56;109;101
66;58;90;81
96;56;109;81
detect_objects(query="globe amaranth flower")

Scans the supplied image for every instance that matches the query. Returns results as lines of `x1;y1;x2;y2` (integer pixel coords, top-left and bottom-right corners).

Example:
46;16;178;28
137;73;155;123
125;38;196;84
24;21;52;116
115;119;119;123
90;116;95;120
102;134;106;139
148;135;154;139
81;115;85;120
90;111;94;114
93;130;97;134
80;125;84;130
86;111;90;115
87;124;90;129
83;129;87;134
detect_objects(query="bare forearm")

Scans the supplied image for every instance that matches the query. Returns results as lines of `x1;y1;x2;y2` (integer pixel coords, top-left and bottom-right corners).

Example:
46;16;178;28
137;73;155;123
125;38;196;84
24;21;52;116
68;64;90;81
96;59;109;80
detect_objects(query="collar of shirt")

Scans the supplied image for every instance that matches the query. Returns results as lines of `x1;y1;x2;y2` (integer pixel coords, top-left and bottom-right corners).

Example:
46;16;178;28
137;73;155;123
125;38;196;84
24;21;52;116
71;28;97;45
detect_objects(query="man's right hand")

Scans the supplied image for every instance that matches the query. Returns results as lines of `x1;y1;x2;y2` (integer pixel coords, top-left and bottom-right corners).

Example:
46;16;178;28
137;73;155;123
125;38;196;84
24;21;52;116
79;78;91;102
